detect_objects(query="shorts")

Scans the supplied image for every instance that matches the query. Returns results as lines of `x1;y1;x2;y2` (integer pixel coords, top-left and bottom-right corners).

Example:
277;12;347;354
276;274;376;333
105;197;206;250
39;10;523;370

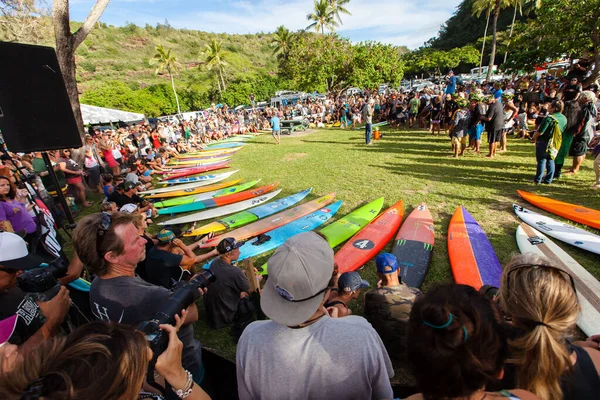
340;116;347;123
468;125;483;140
431;120;441;124
272;129;280;135
487;129;502;144
569;136;589;157
66;176;82;185
451;136;466;146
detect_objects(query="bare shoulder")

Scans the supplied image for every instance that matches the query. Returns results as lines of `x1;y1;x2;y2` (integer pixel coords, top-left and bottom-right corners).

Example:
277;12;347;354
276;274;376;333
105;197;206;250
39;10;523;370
581;346;600;373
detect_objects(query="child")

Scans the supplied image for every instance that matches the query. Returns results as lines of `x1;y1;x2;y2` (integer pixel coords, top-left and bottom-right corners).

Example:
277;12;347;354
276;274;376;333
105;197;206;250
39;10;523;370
102;174;114;199
450;98;470;158
429;96;443;135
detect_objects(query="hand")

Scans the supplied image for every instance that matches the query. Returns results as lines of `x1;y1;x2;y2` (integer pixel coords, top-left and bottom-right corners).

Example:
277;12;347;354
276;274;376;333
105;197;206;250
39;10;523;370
155;313;187;386
172;238;185;248
38;286;71;334
323;305;339;318
254;268;263;282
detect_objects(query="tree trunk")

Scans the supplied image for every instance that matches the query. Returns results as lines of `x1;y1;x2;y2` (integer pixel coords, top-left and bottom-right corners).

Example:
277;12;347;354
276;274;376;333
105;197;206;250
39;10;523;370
220;69;226;91
216;74;222;94
53;0;110;154
170;74;181;114
504;3;518;64
584;34;600;88
486;2;501;83
480;11;490;71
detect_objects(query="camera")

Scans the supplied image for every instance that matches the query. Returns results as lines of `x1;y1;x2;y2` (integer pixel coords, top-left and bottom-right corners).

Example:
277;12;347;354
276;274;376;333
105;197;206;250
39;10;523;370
138;270;216;361
17;258;68;301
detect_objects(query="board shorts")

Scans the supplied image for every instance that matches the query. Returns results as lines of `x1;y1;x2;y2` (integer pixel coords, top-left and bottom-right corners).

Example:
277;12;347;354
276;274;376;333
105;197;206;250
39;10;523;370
487;129;503;144
468;124;483;140
340;116;347;123
431;120;441;124
569;135;589;157
272;129;280;135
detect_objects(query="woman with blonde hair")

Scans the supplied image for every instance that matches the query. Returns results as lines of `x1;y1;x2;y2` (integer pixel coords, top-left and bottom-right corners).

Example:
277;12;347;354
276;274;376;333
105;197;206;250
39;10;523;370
498;253;600;400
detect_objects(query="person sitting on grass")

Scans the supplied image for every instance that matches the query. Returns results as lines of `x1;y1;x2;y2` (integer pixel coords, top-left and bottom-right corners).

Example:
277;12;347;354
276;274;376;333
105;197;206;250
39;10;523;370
324;271;370;317
404;283;540;400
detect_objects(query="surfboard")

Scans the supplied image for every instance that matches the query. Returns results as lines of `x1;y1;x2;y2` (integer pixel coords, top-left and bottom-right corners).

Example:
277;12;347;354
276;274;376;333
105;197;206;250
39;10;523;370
334;200;404;274
173;146;242;158
516;223;600;337
162;168;236;184
513;205;600;255
320;198;384;248
158;190;281;226
204;142;247;150
517;190;600;231
169;155;236;166
257;197;384;275
391;203;435;288
139;170;239;195
448;206;502;290
157;183;278;215
200;193;337;248
154;180;260;208
161;162;231;181
184;188;312;237
145;179;241;199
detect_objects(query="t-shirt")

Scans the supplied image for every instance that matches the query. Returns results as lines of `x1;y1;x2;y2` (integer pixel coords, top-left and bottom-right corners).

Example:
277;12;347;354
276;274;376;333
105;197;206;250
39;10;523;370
363;284;421;359
236;316;394;400
125;172;139;184
409;98;420;114
57;157;81;178
451;109;471;138
562;84;582;102
445;76;457;94
89;275;202;374
114;193;144;208
144;246;186;289
537;112;567;142
485;101;504;132
270;116;280;131
0;200;37;234
203;257;250;329
32;158;66;193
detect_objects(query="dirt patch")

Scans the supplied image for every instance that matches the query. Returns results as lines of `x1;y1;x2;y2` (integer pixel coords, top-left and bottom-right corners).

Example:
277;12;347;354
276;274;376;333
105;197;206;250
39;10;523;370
282;153;308;161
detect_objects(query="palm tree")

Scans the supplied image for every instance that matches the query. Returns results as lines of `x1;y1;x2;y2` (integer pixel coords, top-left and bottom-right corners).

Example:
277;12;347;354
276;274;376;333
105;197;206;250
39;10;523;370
204;39;228;94
329;0;352;25
503;0;541;63
153;44;182;114
472;0;512;82
271;25;294;59
472;0;493;73
306;0;338;34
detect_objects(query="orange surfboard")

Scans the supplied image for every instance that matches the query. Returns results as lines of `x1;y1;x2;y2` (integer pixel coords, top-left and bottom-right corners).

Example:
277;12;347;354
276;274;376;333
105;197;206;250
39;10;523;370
517;190;600;230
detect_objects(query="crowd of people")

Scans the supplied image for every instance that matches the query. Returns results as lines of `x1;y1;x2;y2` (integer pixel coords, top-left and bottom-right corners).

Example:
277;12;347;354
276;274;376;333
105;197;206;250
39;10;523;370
0;61;599;399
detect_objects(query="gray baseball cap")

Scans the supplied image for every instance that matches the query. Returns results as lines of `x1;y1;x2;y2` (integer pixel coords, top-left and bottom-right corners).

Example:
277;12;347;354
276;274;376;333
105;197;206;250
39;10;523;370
261;232;334;326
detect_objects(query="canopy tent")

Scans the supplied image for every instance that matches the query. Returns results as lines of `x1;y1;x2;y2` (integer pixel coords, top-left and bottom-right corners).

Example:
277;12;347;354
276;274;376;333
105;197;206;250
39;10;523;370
81;104;145;125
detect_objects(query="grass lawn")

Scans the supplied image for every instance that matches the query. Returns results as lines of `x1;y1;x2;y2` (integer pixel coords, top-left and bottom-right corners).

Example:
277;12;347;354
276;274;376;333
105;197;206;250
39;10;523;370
73;125;600;382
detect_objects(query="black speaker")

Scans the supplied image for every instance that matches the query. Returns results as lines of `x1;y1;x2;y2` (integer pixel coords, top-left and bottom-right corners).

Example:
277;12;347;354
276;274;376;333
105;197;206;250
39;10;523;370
0;41;82;153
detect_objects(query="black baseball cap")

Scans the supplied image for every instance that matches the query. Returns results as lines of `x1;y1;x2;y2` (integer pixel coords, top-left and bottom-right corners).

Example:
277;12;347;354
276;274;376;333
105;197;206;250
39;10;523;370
217;237;243;254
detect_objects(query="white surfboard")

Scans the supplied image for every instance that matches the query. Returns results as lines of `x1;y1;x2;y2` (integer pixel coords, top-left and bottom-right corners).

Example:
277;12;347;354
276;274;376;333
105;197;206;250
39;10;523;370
158;190;281;226
513;205;600;255
516;223;600;337
139;170;239;195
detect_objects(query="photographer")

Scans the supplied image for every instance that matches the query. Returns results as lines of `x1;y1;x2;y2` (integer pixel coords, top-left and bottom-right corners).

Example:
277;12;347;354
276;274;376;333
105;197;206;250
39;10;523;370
0;318;211;400
72;212;206;386
0;232;71;354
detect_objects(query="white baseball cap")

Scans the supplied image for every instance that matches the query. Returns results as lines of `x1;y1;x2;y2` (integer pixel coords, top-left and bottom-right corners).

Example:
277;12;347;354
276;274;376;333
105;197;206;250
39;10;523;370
0;232;42;270
261;232;334;326
119;203;138;214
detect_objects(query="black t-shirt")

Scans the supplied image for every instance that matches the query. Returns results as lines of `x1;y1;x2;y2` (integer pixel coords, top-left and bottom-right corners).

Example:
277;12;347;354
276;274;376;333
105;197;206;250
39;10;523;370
114;192;144;208
0;287;29;345
203;257;250;329
144;246;187;289
485;101;504;132
136;234;155;281
563;84;582;102
89;275;202;373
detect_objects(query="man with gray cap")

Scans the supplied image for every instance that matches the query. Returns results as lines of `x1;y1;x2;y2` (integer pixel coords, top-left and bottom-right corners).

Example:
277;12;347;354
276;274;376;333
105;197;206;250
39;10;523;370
236;232;393;400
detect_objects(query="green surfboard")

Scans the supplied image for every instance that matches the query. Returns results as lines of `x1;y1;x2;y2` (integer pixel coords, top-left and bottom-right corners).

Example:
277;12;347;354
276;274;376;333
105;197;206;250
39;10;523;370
258;197;384;275
154;180;260;209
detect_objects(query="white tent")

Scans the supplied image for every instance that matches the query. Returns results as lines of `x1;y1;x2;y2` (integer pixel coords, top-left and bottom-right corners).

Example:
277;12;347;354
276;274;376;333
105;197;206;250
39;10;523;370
81;104;145;125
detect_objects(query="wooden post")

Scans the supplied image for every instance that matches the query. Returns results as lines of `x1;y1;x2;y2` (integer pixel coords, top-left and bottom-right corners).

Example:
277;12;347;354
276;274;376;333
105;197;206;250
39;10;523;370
243;258;260;293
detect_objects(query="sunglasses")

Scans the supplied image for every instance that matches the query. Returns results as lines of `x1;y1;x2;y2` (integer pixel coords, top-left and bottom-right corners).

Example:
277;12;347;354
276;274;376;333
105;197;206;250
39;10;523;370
506;263;577;303
96;212;112;258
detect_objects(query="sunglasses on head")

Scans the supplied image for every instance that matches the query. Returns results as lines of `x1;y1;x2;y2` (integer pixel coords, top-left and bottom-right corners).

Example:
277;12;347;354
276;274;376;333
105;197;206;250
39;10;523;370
506;263;577;302
96;212;112;258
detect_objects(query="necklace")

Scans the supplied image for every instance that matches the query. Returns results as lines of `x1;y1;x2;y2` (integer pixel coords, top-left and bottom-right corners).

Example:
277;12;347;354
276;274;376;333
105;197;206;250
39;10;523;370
290;313;326;329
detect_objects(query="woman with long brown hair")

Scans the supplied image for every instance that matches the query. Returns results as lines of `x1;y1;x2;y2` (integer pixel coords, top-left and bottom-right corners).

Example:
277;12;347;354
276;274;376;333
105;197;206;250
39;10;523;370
499;253;600;400
0;176;37;239
0;318;211;400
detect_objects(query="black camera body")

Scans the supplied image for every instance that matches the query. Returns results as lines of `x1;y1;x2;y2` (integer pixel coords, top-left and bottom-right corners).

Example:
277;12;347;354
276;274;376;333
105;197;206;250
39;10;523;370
17;259;68;301
139;270;216;360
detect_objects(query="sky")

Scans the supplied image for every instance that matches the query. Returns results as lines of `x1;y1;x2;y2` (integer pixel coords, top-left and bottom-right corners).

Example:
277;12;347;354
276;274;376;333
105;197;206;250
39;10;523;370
69;0;463;50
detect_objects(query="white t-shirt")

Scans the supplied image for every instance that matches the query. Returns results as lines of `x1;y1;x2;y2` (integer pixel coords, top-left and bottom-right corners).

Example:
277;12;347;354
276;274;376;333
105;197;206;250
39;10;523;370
236;315;394;400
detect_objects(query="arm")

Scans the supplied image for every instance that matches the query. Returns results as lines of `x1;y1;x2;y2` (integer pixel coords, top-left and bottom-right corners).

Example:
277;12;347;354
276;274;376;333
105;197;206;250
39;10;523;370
0;206;14;232
59;253;84;285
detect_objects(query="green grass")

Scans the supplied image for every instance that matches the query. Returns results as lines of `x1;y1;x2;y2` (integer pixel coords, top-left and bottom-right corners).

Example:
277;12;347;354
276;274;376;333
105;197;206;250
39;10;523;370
70;126;600;379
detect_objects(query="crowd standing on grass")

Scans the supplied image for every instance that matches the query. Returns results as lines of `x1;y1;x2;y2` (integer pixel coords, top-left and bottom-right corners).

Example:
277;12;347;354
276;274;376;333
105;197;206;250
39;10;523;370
0;61;600;399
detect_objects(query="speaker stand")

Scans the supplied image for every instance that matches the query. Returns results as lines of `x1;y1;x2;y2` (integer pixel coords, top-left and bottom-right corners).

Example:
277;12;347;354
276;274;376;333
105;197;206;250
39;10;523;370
41;152;76;226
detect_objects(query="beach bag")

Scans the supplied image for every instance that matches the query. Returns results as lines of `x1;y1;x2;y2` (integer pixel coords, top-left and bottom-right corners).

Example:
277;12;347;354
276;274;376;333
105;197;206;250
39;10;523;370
546;115;562;160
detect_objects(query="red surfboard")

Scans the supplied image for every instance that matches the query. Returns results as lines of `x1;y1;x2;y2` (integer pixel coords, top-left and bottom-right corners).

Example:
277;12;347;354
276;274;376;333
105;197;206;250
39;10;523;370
334;200;404;274
161;161;230;180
